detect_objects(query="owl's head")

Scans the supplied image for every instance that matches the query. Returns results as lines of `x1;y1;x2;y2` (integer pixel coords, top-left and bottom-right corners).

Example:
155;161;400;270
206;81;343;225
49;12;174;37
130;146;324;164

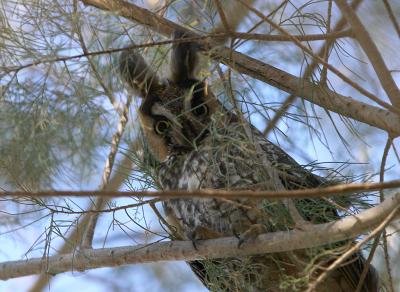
119;31;221;161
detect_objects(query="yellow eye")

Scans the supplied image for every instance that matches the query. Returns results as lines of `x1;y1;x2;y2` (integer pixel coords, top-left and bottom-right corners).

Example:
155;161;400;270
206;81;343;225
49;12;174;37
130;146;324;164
193;104;208;117
154;120;170;135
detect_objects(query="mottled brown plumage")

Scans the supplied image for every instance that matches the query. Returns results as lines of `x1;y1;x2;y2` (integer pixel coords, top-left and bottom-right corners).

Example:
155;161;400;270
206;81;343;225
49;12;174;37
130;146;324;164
118;30;380;291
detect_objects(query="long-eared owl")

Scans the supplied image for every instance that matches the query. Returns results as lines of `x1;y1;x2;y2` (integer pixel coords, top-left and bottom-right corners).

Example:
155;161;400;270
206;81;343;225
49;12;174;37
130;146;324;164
118;31;380;291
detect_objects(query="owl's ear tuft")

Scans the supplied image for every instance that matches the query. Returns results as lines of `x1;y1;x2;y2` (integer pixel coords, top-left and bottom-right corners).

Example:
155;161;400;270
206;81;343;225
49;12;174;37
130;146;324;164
170;30;200;84
118;48;161;97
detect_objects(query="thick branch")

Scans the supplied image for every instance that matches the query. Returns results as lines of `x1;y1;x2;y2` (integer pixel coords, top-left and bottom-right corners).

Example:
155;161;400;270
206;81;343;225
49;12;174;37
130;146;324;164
3;179;400;199
2;192;399;280
80;0;400;136
216;49;400;135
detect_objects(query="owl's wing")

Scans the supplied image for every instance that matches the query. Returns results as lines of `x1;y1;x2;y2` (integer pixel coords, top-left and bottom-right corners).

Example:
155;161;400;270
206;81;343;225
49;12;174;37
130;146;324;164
259;136;380;291
259;138;325;189
186;120;379;291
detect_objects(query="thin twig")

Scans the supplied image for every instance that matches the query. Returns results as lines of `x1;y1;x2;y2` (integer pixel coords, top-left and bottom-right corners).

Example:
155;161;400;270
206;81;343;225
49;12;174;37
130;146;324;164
46;198;161;215
4;31;353;75
320;0;332;85
73;2;117;108
28;2;135;290
263;0;363;137
354;234;381;292
262;93;297;137
233;0;289;48
81;95;132;248
355;135;394;292
382;0;400;38
28;149;137;292
73;0;133;249
380;136;395;292
335;0;400;108
214;0;231;33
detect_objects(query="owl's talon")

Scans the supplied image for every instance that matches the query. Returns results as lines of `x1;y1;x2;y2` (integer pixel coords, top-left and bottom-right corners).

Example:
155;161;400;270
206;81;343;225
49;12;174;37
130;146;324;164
188;226;224;250
237;237;245;248
237;224;268;249
191;238;199;251
232;229;241;240
188;230;200;250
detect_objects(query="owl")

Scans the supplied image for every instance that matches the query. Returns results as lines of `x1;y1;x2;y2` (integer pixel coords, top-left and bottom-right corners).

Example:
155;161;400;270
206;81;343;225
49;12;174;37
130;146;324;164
118;31;380;291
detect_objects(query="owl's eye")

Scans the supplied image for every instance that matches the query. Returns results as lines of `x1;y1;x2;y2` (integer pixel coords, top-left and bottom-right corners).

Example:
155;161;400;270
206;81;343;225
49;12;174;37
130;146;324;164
154;120;170;135
193;104;208;117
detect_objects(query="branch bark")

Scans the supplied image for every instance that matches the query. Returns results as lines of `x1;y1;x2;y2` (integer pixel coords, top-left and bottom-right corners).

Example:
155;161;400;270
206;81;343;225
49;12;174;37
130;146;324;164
80;0;400;136
3;179;400;199
2;192;399;280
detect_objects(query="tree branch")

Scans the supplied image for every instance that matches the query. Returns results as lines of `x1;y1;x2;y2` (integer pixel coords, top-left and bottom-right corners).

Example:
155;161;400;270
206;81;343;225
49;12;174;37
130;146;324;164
80;0;400;136
335;0;400;108
28;143;139;292
382;0;400;38
81;94;132;249
263;0;363;137
307;205;400;292
237;0;397;114
2;192;399;280
2;179;400;199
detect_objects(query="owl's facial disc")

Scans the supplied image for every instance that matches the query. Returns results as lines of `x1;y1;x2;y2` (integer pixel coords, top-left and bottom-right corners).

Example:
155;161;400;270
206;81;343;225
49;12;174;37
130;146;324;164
120;31;222;161
153;82;212;149
139;80;219;159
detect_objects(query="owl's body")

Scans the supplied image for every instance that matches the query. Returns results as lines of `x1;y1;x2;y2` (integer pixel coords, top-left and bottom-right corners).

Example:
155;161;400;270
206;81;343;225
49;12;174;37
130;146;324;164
118;31;380;291
159;122;319;291
159;119;372;291
160;119;322;238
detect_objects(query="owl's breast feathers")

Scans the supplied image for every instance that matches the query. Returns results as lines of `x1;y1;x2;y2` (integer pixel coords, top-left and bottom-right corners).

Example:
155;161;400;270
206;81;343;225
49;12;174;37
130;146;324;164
158;121;379;292
160;122;283;237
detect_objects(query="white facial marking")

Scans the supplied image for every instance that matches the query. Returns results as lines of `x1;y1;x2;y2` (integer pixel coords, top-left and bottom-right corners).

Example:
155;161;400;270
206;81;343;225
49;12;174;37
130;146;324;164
152;102;182;128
